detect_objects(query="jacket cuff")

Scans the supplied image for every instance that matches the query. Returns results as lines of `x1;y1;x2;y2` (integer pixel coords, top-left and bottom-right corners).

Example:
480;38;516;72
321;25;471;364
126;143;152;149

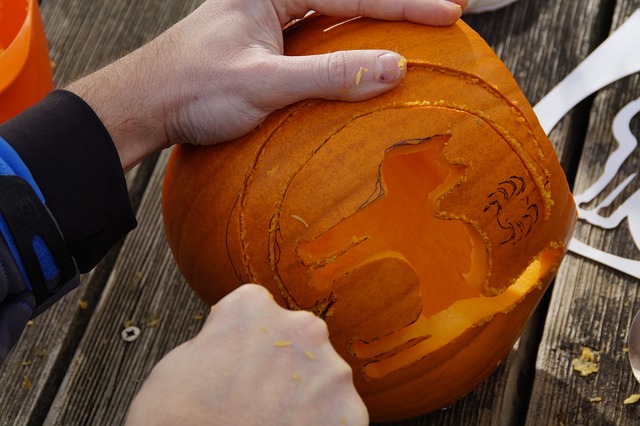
0;90;137;272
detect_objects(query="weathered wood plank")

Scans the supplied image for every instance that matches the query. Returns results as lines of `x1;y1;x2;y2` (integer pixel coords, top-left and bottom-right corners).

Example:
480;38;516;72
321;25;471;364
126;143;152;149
43;149;208;425
527;0;640;423
0;1;202;425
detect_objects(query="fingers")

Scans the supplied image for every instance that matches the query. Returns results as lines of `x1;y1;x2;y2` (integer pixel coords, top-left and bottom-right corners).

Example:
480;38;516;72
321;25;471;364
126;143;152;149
284;0;466;26
260;50;408;108
205;284;368;425
205;284;329;341
161;284;368;425
204;284;276;330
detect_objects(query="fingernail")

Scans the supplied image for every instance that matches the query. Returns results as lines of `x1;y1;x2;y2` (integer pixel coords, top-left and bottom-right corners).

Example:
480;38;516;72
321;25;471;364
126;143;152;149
444;0;464;9
376;53;407;84
441;0;464;16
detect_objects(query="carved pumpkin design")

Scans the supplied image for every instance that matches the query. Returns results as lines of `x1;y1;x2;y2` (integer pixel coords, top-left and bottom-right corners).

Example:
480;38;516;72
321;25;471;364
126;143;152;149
162;16;577;421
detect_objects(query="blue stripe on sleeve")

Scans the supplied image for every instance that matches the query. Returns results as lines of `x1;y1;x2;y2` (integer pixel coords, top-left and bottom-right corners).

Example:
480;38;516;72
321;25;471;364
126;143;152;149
0;136;60;288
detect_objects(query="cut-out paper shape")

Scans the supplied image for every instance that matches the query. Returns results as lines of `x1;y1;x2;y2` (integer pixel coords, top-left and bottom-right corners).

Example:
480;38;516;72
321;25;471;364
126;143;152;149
533;10;640;279
535;10;640;133
568;98;640;279
574;99;640;241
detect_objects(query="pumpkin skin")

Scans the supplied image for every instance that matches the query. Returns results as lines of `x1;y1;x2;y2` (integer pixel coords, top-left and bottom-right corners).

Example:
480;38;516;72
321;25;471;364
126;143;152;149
162;16;577;422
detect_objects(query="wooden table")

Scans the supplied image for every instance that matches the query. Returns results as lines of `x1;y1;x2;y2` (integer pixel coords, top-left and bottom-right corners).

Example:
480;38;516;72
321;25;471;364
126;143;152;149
1;0;639;424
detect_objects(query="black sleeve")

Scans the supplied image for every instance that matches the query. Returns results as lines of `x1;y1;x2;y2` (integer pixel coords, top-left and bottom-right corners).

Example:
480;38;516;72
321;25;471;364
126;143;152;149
0;90;137;273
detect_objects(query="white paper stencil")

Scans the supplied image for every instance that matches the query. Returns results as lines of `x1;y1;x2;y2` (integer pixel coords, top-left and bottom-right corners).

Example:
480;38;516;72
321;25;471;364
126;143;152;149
535;10;640;134
533;10;640;278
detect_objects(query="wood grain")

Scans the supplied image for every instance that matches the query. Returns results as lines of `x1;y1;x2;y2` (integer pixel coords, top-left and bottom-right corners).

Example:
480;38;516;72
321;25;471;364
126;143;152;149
43;150;208;425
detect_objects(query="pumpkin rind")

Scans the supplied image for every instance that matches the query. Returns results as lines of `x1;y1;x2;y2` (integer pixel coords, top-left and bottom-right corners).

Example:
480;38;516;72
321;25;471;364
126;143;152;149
162;16;576;422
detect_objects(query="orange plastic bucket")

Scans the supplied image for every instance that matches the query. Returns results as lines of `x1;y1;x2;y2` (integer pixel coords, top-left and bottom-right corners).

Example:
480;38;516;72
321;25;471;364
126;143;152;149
0;0;53;123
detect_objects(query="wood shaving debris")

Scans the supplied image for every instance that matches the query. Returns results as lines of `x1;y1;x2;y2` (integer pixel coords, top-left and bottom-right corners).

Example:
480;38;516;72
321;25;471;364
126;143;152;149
291;214;309;228
22;375;32;390
260;327;269;334
292;373;301;381
78;300;89;310
267;165;279;177
133;270;144;284
355;67;368;85
145;315;160;328
273;340;293;347
305;351;316;360
589;396;602;403
571;347;599;377
623;394;640;405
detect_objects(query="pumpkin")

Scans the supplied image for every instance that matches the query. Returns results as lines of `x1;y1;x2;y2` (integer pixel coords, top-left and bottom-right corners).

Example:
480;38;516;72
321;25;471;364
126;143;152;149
162;15;577;422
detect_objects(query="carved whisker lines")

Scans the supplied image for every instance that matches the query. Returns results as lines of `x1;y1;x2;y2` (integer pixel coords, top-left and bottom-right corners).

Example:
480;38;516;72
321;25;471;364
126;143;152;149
484;176;540;244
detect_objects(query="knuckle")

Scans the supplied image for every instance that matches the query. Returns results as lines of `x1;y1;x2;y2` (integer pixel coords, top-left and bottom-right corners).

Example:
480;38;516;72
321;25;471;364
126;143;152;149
283;309;330;341
325;51;350;90
240;283;271;297
238;283;276;304
215;284;273;317
334;355;355;380
301;310;330;334
294;308;326;326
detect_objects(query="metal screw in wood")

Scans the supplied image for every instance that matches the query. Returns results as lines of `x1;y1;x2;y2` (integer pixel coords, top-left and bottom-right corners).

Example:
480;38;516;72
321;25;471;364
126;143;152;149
121;325;141;342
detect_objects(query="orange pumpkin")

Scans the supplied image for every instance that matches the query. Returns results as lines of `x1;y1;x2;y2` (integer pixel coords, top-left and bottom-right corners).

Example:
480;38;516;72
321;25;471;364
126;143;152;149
162;15;576;421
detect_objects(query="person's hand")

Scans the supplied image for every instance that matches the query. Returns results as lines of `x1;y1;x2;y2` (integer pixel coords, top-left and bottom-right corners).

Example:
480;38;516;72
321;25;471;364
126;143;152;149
125;284;368;426
66;0;467;171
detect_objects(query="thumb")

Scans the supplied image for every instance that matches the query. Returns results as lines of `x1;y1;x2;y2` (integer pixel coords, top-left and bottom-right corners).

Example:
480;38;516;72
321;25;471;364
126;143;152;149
277;50;408;104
